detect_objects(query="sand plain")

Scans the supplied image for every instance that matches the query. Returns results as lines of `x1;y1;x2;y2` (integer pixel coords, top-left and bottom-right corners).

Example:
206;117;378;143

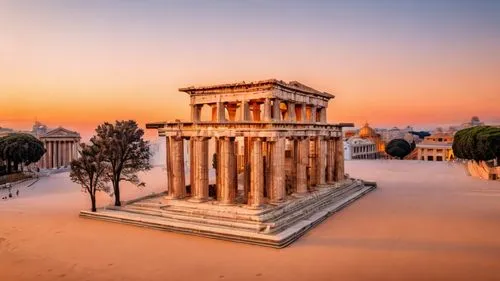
1;160;500;281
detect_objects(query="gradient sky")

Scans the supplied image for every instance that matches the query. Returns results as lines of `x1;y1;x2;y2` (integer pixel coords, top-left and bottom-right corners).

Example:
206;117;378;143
1;0;499;140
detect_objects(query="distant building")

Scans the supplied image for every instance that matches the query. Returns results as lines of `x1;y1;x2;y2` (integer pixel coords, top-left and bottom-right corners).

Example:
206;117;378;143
344;137;378;160
0;121;48;138
32;121;48;137
378;125;414;143
358;123;385;157
461;116;484;129
1;122;81;170
416;132;454;161
38;127;81;169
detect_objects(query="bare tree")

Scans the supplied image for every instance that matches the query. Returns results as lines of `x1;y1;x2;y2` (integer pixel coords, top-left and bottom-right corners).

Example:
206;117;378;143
91;120;151;206
70;143;110;212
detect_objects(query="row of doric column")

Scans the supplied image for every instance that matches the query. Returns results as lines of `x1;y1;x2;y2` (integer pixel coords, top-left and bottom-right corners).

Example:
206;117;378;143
40;140;78;169
191;98;328;123
165;136;345;208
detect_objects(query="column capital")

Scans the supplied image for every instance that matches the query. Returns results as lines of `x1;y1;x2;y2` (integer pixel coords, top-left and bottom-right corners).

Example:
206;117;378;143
218;136;236;141
192;136;210;141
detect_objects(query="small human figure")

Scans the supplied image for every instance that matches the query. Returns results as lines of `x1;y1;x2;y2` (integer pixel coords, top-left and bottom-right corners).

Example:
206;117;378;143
16;190;19;196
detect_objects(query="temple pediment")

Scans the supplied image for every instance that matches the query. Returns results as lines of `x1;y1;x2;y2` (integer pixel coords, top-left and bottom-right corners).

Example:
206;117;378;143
40;127;80;139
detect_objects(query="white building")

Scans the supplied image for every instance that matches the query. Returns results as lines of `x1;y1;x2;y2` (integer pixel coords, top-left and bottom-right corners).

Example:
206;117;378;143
344;137;378;160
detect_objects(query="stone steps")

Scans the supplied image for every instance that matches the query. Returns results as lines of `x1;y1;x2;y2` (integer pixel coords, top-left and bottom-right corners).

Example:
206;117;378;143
119;184;359;234
117;181;364;234
81;181;375;248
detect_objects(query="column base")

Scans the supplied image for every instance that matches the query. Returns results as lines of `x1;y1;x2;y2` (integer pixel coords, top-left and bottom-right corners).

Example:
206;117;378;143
269;199;285;205
217;201;236;206
291;192;308;198
187;197;208;203
245;204;264;210
164;194;186;200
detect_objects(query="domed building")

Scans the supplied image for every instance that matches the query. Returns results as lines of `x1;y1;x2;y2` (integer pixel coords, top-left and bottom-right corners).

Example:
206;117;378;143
356;123;385;157
359;123;377;138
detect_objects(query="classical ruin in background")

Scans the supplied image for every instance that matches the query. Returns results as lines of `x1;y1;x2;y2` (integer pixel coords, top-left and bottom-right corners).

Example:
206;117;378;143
81;79;376;247
38;127;81;169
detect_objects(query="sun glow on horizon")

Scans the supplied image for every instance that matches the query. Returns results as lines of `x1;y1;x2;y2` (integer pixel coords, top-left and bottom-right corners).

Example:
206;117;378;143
1;1;499;139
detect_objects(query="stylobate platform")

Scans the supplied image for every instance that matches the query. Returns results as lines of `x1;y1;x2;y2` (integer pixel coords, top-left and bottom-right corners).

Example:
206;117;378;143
80;179;376;248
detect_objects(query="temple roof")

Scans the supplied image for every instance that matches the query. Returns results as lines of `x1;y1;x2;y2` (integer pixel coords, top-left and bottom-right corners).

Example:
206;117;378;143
179;79;334;99
40;127;80;139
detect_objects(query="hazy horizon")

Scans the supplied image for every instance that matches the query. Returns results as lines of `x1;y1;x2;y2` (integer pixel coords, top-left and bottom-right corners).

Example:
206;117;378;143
1;0;499;139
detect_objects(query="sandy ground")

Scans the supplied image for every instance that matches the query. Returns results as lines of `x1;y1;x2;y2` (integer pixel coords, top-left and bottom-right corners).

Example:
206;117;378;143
1;160;500;281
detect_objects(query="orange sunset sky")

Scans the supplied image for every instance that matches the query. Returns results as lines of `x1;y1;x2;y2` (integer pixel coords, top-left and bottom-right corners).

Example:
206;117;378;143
1;1;499;140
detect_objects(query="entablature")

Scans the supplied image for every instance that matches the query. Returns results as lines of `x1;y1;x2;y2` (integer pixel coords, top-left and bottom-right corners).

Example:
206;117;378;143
147;121;353;139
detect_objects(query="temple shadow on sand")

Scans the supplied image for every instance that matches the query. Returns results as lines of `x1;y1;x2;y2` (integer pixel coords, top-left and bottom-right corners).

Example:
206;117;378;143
81;79;376;248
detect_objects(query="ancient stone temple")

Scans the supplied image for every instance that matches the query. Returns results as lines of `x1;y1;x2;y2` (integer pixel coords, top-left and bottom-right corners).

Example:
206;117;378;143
81;79;376;247
38;127;81;169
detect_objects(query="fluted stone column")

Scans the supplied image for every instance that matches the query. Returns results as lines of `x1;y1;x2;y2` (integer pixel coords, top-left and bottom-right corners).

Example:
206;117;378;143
65;141;69;165
61;142;66;166
240;100;250;121
65;141;70;166
310;105;317;122
269;138;286;203
263;140;271;199
68;142;73;162
51;141;55;168
309;138;317;186
55;141;59;168
63;141;68;166
168;136;186;199
319;107;327;123
190;137;209;202
263;98;271;121
272;99;281;121
291;138;298;192
212;100;225;122
165;137;173;195
287;102;296;122
248;137;264;208
55;141;58;167
218;137;236;204
243;137;251;203
61;141;65;167
52;141;56;168
316;137;326;185
191;104;202;122
47;141;53;168
189;139;194;196
215;138;221;199
296;137;309;194
299;103;307;123
59;141;64;167
56;141;59;167
326;138;336;183
53;141;57;168
334;137;345;181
